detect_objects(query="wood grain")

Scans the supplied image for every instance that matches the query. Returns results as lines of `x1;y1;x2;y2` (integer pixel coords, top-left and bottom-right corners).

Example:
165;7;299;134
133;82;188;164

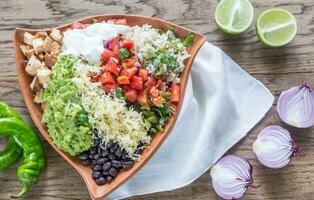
0;0;314;199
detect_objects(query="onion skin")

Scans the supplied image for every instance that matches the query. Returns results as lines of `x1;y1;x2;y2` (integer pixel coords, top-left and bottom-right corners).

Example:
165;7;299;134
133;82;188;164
276;83;314;128
253;126;303;169
210;155;256;200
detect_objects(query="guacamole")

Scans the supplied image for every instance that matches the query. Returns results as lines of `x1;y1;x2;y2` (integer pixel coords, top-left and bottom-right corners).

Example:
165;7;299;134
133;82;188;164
42;55;92;156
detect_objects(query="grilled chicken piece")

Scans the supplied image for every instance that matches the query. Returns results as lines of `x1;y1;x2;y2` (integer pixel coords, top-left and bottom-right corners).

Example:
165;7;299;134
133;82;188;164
50;41;60;55
25;49;35;60
44;54;57;68
34;31;48;40
30;76;42;94
50;28;63;43
32;38;44;55
25;55;42;76
23;32;34;46
36;66;51;88
34;92;43;103
43;36;53;53
19;45;29;56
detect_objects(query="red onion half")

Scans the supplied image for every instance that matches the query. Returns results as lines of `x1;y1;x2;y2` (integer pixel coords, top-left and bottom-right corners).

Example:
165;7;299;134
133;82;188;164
277;83;314;128
253;126;303;169
210;155;257;200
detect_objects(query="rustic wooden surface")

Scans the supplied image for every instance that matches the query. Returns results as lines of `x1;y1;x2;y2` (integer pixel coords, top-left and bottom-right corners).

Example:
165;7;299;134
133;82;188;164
0;0;313;199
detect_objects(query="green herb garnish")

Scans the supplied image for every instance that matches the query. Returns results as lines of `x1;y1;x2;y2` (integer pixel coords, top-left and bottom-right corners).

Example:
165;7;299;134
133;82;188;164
119;48;130;60
182;32;194;47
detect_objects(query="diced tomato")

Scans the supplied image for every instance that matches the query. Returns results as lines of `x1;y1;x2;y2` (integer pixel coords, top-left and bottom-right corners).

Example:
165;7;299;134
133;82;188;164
149;86;159;97
156;79;165;89
171;83;180;103
125;89;138;102
101;49;113;63
117;76;130;85
122;39;134;49
121;67;138;79
107;19;128;25
122;56;137;68
130;76;143;90
108;38;119;51
138;69;148;81
112;47;120;59
101;59;119;76
69;22;89;29
137;90;148;105
100;73;115;85
102;83;116;93
121;85;130;93
152;96;163;106
145;77;156;88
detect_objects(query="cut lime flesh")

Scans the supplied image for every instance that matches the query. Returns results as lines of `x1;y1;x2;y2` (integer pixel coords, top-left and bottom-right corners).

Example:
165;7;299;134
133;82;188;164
256;8;297;47
215;0;254;35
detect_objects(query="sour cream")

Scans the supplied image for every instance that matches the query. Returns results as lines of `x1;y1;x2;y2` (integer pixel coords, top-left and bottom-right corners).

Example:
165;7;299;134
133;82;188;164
62;23;129;66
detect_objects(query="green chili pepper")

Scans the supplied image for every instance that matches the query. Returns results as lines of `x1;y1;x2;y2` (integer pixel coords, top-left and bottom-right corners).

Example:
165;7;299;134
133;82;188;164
156;124;164;132
147;115;159;124
0;136;22;170
0;102;23;170
149;128;158;134
0;118;45;198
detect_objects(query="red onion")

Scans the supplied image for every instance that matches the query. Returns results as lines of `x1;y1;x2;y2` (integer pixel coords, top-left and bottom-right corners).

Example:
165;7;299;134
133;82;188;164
210;155;257;200
253;126;303;169
103;40;110;49
134;62;142;69
277;82;314;128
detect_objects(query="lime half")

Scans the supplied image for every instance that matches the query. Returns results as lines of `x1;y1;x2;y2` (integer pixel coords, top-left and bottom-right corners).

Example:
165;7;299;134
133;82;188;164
215;0;254;35
256;8;297;47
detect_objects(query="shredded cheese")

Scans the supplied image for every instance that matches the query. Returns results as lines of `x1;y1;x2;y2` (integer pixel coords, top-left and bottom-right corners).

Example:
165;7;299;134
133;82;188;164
72;59;151;159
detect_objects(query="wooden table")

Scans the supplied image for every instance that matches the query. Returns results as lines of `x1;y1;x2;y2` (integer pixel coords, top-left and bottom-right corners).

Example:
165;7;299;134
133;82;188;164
0;0;313;199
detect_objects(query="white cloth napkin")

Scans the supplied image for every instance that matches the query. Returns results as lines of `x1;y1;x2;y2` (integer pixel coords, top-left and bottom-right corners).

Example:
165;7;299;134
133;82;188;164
107;42;274;200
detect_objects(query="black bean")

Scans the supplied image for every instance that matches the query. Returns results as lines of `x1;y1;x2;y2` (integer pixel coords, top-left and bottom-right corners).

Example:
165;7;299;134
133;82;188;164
111;160;122;168
90;147;97;155
97;158;106;165
92;160;97;165
82;159;91;166
103;162;111;171
94;154;100;160
92;171;101;179
97;147;103;155
110;143;119;153
103;170;110;176
106;141;114;149
122;161;134;169
78;151;89;160
108;153;116;160
96;177;106;185
109;167;118;177
93;165;102;171
89;153;95;159
101;150;109;157
106;175;113;183
115;147;122;158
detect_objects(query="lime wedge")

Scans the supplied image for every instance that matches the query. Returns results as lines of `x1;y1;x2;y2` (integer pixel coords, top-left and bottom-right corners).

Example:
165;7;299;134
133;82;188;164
256;8;297;47
215;0;254;35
